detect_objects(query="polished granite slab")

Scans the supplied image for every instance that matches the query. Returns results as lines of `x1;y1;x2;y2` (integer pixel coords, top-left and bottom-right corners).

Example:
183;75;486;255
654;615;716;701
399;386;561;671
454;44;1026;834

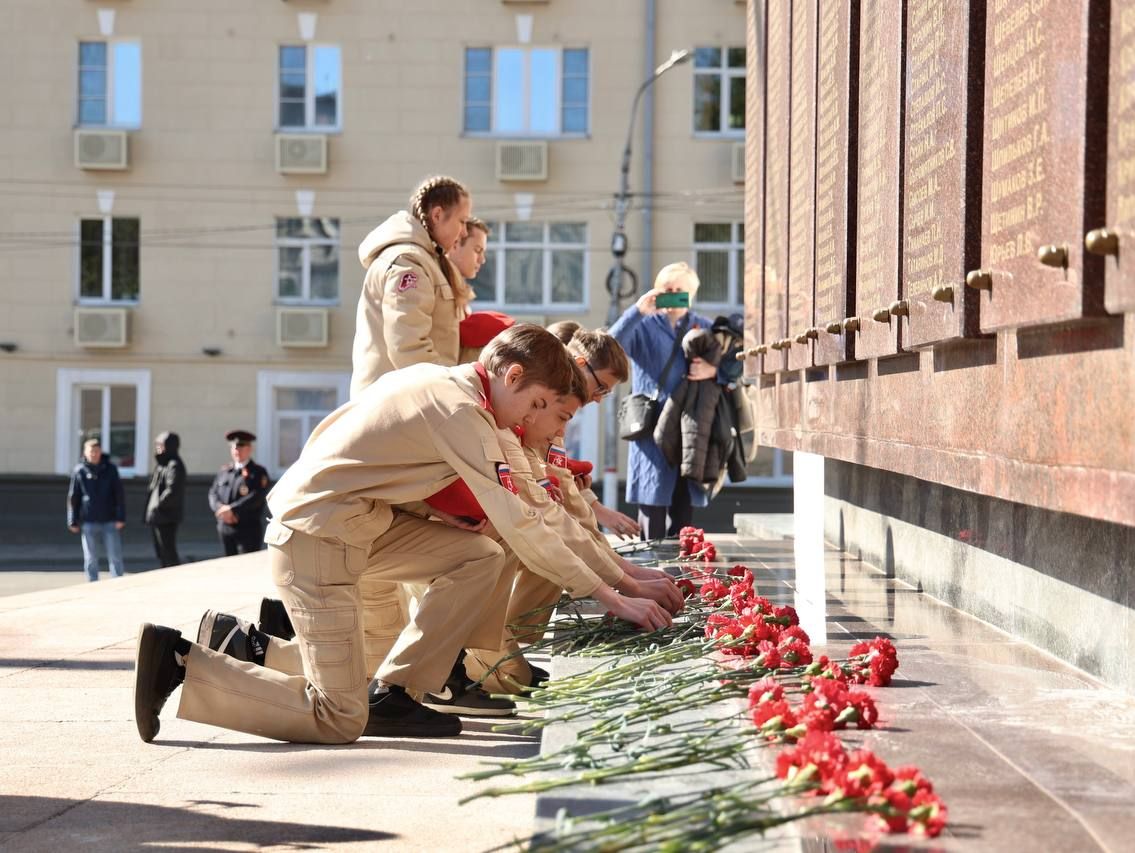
536;534;1135;852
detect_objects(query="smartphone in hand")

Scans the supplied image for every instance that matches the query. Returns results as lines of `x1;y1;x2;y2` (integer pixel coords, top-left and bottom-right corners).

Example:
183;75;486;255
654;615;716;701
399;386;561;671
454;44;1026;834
655;291;690;309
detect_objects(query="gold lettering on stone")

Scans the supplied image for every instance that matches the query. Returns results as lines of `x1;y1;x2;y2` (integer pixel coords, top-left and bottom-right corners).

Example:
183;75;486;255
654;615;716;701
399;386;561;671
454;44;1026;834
985;0;1050;264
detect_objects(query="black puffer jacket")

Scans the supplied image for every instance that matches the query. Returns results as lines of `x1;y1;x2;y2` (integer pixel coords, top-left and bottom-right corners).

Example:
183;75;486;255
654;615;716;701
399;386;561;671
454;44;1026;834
653;327;724;482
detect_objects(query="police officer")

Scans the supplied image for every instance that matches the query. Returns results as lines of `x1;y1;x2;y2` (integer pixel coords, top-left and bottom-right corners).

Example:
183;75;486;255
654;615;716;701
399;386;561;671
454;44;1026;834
208;430;269;556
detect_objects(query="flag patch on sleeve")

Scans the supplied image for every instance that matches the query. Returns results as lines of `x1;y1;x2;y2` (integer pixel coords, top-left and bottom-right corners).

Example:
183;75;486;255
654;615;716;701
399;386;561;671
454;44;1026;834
396;271;418;292
546;445;567;468
496;463;518;494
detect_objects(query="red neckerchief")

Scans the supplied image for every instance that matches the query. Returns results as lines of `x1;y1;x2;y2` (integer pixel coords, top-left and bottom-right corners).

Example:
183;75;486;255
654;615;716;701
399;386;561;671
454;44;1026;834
472;362;494;413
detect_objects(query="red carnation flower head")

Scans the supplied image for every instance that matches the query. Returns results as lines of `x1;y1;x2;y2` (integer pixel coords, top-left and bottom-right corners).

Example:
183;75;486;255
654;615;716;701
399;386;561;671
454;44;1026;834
752;698;798;737
846;749;895;795
699;578;729;603
891;765;934;797
779;624;812;646
778;637;814;668
747;677;784;708
775;730;849;793
772;604;800;626
837;689;879;729
676;578;696;599
908;790;949;837
870;788;913;834
754;640;781;669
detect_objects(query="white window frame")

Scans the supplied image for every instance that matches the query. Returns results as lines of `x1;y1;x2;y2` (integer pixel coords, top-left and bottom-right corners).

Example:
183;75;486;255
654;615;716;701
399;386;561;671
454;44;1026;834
277;43;342;132
692;46;745;138
691;221;743;311
55;368;151;477
274;217;341;305
256;371;350;478
76;216;140;305
77;39;142;129
463;46;590;138
475;222;589;313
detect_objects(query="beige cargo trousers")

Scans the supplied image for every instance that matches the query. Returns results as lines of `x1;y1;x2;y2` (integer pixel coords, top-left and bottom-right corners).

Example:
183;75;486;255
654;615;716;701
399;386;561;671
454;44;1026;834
175;512;509;743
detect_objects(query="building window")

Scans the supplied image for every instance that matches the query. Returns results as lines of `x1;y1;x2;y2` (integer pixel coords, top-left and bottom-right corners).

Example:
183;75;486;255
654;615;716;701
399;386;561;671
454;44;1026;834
463;47;589;136
693;47;745;135
77;40;142;127
276;217;340;303
472;222;588;311
278;45;341;130
692;222;743;307
55;368;151;477
256;371;349;477
79;217;140;302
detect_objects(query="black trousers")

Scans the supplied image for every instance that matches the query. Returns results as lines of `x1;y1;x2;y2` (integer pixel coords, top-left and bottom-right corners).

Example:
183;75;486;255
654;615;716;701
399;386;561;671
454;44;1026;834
220;527;264;557
638;475;695;540
150;523;181;567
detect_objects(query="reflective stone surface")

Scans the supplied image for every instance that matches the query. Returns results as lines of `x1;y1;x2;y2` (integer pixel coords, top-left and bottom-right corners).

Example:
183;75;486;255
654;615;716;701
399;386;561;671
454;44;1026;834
742;0;767;382
902;0;984;348
1102;0;1135;313
762;0;791;373
787;0;818;371
978;0;1108;331
813;0;859;367
853;0;904;359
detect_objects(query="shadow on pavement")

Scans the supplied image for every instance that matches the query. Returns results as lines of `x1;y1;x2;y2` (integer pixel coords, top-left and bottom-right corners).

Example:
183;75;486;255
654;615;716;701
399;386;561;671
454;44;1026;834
2;795;397;849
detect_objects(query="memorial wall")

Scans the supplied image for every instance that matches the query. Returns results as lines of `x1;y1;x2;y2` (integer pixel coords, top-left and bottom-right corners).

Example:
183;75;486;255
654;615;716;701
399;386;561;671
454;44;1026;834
742;0;1134;530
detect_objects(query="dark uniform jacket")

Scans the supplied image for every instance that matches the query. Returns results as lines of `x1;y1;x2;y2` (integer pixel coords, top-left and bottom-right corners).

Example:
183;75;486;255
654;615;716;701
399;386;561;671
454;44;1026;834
208;459;270;534
145;433;186;525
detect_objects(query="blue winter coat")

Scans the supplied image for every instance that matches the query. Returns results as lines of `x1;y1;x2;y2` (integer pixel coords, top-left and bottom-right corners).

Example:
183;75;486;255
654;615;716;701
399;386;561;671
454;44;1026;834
67;457;126;526
609;304;717;508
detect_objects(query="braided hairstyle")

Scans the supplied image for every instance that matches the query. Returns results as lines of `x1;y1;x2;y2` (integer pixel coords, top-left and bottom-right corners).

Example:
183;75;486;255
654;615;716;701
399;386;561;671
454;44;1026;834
410;175;471;311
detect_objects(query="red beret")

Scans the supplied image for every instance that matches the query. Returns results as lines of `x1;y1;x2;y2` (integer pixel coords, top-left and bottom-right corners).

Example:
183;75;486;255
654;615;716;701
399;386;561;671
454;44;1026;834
460;311;516;348
425;478;486;522
565;458;593;478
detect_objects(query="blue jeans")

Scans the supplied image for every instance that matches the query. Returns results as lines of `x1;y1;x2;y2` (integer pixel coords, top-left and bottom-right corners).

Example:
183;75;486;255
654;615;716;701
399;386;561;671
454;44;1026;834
81;522;125;581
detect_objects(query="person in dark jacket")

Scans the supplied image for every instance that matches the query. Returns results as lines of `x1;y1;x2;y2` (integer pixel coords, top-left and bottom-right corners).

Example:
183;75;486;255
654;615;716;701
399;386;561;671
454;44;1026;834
653;326;725;484
609;262;722;540
145;431;186;567
208;430;270;556
67;438;126;581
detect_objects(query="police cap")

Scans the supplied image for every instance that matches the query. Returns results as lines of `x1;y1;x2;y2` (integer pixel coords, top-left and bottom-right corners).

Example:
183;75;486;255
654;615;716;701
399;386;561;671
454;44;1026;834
225;429;257;446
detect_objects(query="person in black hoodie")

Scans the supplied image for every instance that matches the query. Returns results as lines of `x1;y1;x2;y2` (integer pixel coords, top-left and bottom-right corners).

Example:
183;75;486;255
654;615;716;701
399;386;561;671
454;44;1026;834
67;438;127;581
145;431;186;567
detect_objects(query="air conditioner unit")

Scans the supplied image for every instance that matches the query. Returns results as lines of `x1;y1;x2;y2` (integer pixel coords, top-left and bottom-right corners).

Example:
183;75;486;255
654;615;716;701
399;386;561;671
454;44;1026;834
731;141;745;184
277;307;329;347
74;307;129;348
496;141;548;181
276;133;328;174
74;129;128;170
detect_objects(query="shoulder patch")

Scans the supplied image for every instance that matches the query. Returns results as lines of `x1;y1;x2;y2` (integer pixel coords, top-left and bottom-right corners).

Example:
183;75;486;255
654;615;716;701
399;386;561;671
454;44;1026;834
546;445;567;468
496;462;518;494
396;271;419;292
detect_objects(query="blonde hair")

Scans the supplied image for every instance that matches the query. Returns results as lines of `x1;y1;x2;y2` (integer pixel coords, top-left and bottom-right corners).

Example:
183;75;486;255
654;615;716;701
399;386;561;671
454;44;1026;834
653;261;700;297
409;176;473;311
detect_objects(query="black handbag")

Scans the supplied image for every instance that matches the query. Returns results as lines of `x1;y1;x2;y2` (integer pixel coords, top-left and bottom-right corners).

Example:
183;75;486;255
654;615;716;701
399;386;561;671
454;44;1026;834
618;325;684;441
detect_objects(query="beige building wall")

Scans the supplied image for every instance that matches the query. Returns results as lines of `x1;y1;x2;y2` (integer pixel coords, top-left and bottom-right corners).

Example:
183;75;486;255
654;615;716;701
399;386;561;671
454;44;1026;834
0;0;745;481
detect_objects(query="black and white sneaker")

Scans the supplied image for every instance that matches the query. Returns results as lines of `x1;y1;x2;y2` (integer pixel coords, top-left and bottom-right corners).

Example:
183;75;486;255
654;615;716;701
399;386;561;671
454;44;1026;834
364;684;462;738
423;675;517;717
134;623;185;743
196;610;267;664
528;664;550;689
258;597;295;641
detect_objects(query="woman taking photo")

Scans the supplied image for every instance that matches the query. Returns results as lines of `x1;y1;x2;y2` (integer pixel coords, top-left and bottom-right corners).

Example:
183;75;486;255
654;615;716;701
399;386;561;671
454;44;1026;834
609;262;719;540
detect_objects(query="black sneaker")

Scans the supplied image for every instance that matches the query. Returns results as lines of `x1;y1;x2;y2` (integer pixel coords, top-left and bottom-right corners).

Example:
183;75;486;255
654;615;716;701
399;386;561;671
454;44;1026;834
259;597;295;641
528;664;550;689
134;623;185;743
196;610;267;664
423;675;517;717
364;685;462;738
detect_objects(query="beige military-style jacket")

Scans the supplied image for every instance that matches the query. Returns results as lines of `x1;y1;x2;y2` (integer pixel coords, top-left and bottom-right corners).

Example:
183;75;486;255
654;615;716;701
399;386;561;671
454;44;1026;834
267;363;604;598
523;443;626;582
504;436;624;588
350;211;463;399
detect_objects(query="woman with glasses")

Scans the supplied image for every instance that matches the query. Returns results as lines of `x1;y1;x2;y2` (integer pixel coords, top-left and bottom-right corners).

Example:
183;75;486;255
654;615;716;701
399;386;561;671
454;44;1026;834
609;262;719;540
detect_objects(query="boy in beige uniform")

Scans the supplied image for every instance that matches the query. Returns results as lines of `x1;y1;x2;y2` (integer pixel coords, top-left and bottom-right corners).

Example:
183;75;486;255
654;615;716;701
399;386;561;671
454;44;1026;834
134;326;672;745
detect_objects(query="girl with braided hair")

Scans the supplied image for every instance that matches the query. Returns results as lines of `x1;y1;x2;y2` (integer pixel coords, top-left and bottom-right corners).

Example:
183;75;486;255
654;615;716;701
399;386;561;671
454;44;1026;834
351;175;473;399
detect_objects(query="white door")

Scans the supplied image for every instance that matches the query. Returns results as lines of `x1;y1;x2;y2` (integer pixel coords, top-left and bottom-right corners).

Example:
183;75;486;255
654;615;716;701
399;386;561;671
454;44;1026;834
56;369;151;477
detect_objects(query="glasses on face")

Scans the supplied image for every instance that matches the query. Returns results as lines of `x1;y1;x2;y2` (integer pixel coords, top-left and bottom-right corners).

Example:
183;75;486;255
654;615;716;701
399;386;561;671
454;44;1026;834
583;361;610;399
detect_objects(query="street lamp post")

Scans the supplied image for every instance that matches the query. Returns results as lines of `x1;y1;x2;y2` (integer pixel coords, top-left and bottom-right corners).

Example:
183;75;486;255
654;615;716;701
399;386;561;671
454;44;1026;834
601;47;693;510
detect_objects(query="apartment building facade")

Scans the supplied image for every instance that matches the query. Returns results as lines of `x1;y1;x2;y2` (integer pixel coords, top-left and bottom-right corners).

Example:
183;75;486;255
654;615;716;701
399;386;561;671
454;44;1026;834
0;0;768;493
